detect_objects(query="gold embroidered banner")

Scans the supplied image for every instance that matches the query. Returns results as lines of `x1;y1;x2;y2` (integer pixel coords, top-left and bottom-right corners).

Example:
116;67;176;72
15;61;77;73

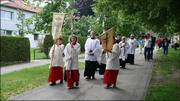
98;27;114;51
52;13;65;40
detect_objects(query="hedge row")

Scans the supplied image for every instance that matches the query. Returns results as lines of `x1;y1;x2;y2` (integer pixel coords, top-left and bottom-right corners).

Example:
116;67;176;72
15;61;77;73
0;36;30;65
43;35;87;52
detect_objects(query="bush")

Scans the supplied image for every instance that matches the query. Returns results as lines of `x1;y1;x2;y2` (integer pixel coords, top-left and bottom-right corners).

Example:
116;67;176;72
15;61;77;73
43;35;87;54
0;36;30;65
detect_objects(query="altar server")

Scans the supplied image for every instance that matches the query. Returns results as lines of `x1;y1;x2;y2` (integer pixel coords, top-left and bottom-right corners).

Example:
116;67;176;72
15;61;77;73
127;34;137;64
84;31;100;80
64;35;81;89
103;39;120;88
48;38;64;86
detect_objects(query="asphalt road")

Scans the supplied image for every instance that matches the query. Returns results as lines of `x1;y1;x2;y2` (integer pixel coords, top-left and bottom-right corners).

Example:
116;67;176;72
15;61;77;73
7;49;156;100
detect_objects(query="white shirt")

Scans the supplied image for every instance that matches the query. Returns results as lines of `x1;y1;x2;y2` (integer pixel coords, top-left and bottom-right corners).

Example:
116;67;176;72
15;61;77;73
144;38;151;48
97;45;106;64
49;44;64;68
106;43;120;70
64;43;81;70
119;41;129;60
85;38;100;61
127;38;137;54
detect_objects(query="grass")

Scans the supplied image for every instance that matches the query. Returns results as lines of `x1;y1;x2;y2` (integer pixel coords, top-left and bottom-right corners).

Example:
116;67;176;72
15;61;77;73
0;62;85;100
145;49;180;100
30;48;47;60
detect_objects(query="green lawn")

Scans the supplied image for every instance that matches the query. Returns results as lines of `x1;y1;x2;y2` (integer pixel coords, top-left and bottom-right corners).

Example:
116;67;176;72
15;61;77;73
1;62;85;100
30;48;47;60
145;49;180;100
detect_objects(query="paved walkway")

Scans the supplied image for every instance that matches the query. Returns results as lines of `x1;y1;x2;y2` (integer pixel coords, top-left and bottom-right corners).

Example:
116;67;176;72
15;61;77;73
1;54;85;74
8;49;157;100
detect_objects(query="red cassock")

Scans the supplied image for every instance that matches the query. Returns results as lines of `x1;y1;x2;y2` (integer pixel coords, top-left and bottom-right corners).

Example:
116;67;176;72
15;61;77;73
103;70;119;85
48;67;63;82
66;70;79;87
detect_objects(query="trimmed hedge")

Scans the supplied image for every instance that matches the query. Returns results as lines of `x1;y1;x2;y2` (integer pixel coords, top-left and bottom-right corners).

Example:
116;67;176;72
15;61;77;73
43;35;87;52
0;36;30;65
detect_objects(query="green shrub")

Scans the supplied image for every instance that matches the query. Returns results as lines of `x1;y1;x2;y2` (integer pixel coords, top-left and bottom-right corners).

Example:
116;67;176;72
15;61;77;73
0;36;30;65
43;35;87;53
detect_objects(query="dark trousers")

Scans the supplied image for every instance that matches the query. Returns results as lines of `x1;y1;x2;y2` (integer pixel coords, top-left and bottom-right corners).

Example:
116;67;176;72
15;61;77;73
144;47;151;61
127;54;134;64
174;43;178;50
119;59;126;68
150;47;154;59
84;61;98;78
163;47;168;55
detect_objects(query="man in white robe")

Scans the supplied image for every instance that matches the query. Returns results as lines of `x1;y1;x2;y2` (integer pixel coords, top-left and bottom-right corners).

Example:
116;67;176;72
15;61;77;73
127;34;137;64
84;31;100;80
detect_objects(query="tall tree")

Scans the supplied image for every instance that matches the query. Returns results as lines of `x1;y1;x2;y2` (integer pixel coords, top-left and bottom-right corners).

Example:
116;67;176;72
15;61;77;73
73;0;95;16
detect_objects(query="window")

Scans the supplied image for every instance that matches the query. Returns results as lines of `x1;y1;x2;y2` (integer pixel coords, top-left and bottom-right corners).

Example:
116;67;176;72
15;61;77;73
0;29;12;35
34;34;39;40
0;10;13;20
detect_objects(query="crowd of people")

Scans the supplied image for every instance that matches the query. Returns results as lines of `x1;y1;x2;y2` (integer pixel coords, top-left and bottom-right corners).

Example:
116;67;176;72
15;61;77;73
47;31;179;89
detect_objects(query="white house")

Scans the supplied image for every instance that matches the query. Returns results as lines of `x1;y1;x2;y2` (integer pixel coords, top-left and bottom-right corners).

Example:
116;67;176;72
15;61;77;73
0;0;45;48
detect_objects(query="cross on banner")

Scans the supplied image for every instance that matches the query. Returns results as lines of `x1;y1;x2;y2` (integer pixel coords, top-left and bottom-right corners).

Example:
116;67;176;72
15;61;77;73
98;27;114;51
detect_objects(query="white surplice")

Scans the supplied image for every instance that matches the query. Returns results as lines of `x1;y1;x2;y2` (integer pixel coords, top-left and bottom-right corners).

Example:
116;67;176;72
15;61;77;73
49;44;64;68
106;43;120;70
97;45;106;64
64;43;81;70
127;38;137;54
85;38;100;61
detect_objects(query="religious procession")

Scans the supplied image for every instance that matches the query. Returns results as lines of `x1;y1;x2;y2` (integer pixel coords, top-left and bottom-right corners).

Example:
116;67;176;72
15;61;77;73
47;13;166;90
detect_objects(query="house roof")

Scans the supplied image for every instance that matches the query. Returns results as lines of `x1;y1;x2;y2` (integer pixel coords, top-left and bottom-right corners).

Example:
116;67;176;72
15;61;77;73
0;0;41;13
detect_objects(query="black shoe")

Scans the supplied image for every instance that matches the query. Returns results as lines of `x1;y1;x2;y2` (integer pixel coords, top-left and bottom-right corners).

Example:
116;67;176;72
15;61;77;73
60;80;63;84
86;77;91;80
113;84;116;88
75;82;79;86
92;76;95;79
105;84;111;89
50;82;56;86
122;67;125;69
68;87;73;90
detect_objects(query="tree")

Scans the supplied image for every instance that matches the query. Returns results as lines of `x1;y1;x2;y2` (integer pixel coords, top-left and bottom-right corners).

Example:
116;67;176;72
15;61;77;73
93;0;180;36
32;0;76;34
16;9;34;36
73;0;95;16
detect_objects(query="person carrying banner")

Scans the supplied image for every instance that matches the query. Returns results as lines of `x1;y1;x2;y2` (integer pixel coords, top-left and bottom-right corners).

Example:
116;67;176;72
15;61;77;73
127;34;137;64
103;37;120;88
84;31;100;80
64;35;81;89
48;38;64;86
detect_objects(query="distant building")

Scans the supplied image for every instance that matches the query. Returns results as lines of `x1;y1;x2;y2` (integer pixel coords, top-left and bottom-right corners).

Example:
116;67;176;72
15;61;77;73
0;0;45;48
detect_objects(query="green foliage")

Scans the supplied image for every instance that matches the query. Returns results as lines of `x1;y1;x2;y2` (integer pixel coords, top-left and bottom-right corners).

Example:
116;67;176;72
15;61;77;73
43;35;87;52
32;0;76;34
93;0;180;36
0;36;30;65
16;9;35;36
145;49;180;100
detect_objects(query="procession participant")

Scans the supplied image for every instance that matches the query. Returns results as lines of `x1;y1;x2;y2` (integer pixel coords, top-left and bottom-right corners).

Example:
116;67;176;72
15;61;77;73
119;36;129;69
116;34;122;43
103;37;120;88
137;37;144;54
48;38;64;86
98;43;106;75
127;34;137;64
162;38;170;55
150;34;156;60
144;34;151;61
84;31;100;80
64;35;81;89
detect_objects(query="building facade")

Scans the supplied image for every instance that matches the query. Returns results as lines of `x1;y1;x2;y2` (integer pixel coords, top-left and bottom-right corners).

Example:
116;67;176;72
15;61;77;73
0;0;45;48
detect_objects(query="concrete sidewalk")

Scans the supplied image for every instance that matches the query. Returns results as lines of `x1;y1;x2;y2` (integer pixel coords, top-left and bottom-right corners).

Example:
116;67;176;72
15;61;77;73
8;49;157;100
1;53;85;74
